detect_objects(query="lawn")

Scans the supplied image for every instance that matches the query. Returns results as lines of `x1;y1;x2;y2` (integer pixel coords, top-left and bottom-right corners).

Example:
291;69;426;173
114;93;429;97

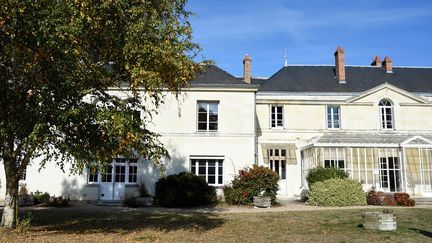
1;205;431;242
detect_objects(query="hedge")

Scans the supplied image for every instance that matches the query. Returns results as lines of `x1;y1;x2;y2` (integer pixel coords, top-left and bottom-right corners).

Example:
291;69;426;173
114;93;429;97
307;178;367;206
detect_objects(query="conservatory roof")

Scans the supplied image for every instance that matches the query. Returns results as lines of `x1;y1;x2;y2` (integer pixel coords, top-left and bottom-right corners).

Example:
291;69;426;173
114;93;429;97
311;133;432;147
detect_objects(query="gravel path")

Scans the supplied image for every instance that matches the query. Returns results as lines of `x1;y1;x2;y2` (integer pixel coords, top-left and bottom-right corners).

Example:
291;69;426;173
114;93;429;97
22;200;432;214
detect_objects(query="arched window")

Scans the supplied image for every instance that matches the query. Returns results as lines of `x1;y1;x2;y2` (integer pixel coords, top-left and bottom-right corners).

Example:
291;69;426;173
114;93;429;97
379;99;394;129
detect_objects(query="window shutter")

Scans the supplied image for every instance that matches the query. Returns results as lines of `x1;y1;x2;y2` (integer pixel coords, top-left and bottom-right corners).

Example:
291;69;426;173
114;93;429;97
286;144;297;165
261;143;297;165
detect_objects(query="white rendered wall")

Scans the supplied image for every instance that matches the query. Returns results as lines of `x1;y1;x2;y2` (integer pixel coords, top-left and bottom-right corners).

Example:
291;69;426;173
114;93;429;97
256;86;432;198
1;88;256;201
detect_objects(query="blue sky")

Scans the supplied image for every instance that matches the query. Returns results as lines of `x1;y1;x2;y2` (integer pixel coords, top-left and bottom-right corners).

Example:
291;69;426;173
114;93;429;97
187;0;432;77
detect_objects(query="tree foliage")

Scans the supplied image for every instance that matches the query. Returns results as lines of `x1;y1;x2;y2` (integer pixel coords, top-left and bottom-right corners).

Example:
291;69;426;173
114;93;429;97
0;0;199;228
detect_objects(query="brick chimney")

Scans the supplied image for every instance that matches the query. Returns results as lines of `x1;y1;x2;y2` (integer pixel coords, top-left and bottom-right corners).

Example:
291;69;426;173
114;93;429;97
243;54;251;83
382;56;393;73
334;46;345;83
371;56;382;67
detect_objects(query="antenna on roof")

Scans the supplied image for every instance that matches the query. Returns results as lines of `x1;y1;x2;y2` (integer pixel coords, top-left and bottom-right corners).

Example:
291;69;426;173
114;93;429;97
284;48;288;67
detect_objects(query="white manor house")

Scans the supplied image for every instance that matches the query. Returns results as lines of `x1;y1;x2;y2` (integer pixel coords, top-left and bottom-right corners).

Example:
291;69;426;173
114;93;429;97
1;47;432;201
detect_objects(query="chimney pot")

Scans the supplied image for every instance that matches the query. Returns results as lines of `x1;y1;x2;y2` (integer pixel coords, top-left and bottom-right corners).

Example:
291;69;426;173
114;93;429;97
243;54;251;84
334;46;346;83
371;56;382;67
382;56;393;73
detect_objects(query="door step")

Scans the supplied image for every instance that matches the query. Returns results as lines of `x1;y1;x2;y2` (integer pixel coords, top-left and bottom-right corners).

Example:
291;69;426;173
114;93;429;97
413;198;432;205
96;200;121;206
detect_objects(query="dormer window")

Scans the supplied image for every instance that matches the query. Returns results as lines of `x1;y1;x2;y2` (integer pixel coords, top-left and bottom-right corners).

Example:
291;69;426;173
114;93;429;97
379;99;394;129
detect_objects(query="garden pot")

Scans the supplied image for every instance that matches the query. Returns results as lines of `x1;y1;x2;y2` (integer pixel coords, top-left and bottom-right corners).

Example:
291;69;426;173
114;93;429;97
253;196;271;208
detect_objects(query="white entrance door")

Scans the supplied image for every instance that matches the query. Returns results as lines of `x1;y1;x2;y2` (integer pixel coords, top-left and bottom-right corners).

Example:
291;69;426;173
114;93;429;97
113;163;126;200
379;157;402;192
419;149;432;197
98;159;130;201
270;159;287;195
99;165;114;200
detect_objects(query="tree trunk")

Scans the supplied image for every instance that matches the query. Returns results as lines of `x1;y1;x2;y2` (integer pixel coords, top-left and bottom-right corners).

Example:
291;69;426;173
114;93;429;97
1;166;19;228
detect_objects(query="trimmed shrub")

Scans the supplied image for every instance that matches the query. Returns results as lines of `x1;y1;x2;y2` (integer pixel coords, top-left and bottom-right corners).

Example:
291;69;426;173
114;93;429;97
394;192;415;207
306;167;348;188
307;178;367;206
155;172;216;207
224;165;279;205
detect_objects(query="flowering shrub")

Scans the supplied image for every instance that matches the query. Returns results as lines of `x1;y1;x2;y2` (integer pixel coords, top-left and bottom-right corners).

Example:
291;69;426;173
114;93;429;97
367;189;415;207
224;165;279;205
394;192;415;207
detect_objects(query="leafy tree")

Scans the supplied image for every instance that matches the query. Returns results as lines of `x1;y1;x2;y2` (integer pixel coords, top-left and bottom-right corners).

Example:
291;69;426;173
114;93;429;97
0;0;199;228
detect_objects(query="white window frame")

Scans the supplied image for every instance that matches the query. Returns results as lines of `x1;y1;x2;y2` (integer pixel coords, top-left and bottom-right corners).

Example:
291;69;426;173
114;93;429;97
87;158;139;184
128;159;138;184
268;148;287;180
197;101;219;132
379;99;394;130
270;105;284;128
190;157;224;186
88;166;99;183
326;105;340;129
324;159;345;169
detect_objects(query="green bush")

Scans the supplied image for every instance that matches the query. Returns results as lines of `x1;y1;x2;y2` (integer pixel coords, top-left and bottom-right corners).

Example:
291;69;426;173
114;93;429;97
47;196;70;207
33;191;50;205
224;165;279;205
155;172;216;207
307;178;367;206
17;211;32;234
306;167;348;188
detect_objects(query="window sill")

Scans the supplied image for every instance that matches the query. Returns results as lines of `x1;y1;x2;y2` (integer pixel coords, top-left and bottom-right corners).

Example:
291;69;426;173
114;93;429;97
85;183;99;187
196;131;220;135
270;127;285;130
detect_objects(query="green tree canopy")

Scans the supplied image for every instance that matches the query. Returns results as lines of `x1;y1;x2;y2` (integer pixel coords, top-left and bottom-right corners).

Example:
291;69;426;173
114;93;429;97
0;0;199;228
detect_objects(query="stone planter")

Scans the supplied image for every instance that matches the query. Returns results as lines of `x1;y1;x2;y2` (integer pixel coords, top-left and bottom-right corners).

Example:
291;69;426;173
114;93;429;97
362;210;397;231
136;197;154;207
253;196;271;208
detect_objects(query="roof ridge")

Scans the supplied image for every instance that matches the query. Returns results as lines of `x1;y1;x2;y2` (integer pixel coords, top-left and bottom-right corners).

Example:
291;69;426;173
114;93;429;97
279;64;432;69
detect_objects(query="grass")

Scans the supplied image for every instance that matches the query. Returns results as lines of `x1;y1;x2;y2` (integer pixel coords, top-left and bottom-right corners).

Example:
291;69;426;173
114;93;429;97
0;205;431;242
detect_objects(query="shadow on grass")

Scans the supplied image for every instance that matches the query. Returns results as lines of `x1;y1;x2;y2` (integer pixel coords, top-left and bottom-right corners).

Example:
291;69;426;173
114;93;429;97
9;206;225;235
409;228;432;238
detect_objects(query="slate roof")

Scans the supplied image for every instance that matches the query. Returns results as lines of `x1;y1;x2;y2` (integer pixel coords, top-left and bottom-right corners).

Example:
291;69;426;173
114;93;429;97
189;65;257;88
256;66;432;93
